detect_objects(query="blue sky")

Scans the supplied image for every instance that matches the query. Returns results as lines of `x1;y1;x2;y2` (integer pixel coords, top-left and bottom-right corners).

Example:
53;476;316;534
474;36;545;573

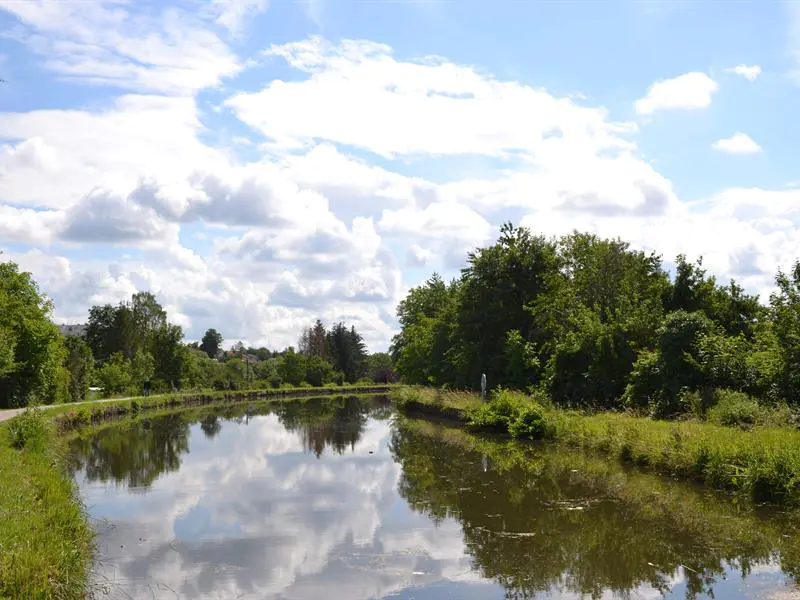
1;0;799;351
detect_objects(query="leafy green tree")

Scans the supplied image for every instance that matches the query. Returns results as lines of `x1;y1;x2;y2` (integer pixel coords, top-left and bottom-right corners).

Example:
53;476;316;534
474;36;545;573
457;223;561;390
64;336;94;403
151;324;187;390
304;354;336;387
770;262;800;404
365;352;396;383
97;352;132;396
0;261;66;408
538;234;669;407
391;274;459;385
130;350;155;390
200;328;223;358
279;348;306;386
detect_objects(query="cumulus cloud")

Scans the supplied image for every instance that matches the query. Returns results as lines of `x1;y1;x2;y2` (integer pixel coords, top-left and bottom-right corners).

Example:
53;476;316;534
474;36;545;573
226;36;637;159
61;189;178;245
407;244;433;267
712;133;762;155
0;95;222;210
725;64;762;81
635;72;718;115
3;22;800;352
0;0;241;95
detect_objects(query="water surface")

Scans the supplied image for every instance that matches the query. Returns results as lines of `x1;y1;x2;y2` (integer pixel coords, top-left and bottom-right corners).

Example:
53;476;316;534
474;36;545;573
70;396;800;600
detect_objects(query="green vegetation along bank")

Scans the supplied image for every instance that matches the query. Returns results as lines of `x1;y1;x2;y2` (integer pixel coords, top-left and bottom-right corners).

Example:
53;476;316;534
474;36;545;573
0;385;393;599
391;224;800;419
394;387;800;504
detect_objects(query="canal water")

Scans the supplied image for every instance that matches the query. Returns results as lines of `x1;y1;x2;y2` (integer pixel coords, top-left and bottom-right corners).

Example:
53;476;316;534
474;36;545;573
69;396;800;599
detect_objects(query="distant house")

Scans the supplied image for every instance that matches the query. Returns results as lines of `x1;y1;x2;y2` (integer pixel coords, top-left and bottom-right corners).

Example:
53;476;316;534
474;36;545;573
59;323;87;337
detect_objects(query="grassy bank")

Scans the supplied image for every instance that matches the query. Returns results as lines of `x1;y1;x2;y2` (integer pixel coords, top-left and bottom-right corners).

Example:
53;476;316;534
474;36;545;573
0;410;93;599
392;386;800;504
0;384;394;598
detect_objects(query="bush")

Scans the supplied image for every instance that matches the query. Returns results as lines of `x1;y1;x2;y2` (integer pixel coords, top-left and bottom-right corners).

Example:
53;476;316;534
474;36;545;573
6;409;49;452
707;389;763;428
508;404;549;439
268;374;282;389
466;388;525;431
355;378;374;386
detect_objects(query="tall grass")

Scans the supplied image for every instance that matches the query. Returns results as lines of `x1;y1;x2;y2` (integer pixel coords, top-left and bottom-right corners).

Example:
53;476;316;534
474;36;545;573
395;386;800;504
0;409;94;599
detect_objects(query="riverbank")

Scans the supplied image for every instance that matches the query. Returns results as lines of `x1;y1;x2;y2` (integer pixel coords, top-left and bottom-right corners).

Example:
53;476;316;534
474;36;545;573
392;387;800;504
0;384;395;599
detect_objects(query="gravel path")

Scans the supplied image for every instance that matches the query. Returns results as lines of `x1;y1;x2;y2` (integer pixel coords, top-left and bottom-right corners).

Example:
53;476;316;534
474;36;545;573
0;396;136;423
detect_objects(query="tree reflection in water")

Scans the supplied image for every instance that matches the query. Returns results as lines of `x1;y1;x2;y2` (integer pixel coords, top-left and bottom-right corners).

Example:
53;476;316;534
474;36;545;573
70;396;390;489
389;419;800;600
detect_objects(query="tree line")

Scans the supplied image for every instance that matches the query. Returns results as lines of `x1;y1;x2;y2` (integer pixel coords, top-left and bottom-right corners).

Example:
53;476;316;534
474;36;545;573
0;258;394;409
391;223;800;417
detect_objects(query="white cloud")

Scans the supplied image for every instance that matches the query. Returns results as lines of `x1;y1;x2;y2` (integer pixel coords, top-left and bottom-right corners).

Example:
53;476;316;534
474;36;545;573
227;36;636;159
634;72;718;115
3;25;800;353
725;64;762;81
0;95;222;210
211;0;269;35
407;244;433;267
712;132;762;155
0;0;241;95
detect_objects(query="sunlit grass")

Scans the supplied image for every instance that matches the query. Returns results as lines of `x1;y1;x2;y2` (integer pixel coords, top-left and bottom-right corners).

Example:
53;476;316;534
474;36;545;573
0;409;93;599
395;386;800;504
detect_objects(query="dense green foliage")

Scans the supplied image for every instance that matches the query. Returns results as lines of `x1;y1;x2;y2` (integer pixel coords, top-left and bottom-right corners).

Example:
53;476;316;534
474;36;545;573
392;224;798;419
0;261;66;408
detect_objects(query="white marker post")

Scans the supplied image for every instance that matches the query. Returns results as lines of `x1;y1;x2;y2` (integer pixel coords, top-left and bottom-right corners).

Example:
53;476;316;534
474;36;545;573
480;373;487;401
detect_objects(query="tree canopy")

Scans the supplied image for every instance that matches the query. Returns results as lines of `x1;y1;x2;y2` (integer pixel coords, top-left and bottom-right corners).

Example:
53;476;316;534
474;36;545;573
392;224;794;417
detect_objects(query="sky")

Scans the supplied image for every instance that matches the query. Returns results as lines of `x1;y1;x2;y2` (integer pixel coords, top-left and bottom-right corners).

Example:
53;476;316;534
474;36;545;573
0;0;799;352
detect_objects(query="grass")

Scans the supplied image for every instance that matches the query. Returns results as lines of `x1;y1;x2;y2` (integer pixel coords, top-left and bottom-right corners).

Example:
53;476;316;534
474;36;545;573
0;383;395;598
392;386;800;504
0;409;93;600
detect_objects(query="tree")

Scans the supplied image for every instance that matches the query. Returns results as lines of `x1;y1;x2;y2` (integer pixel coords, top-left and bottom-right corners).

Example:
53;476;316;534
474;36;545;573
365;352;396;383
770;262;800;404
326;323;367;383
0;261;66;408
64;336;94;403
279;347;306;386
457;223;561;390
151;324;187;390
200;328;223;359
131;350;155;390
391;275;461;386
97;352;132;396
305;354;336;387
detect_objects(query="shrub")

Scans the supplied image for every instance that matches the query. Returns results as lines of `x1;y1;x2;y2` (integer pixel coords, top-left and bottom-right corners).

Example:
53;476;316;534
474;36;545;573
268;374;282;389
6;409;49;452
130;399;142;414
356;378;374;386
466;388;524;432
707;389;763;428
508;404;549;439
